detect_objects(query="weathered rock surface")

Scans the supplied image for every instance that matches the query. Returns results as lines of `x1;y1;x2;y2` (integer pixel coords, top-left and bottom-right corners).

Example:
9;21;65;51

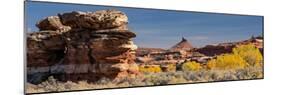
196;44;235;56
196;36;263;56
58;9;128;30
27;9;139;84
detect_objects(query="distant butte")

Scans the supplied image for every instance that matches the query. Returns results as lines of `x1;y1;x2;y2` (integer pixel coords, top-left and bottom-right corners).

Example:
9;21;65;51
169;37;194;51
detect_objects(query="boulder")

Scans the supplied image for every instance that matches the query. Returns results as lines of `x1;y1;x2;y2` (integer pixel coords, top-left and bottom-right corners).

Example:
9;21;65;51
59;9;128;30
36;16;71;32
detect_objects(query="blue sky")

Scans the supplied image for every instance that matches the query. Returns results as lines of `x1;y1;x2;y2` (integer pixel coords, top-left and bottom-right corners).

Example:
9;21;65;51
26;2;263;49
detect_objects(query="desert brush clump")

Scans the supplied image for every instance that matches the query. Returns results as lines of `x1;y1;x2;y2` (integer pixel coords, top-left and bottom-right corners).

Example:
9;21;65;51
26;66;263;94
139;65;162;73
181;61;202;71
161;63;177;72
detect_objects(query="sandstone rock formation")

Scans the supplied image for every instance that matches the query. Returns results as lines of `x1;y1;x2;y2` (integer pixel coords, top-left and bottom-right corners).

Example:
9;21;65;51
27;9;139;84
196;44;235;56
196;36;263;56
169;37;193;51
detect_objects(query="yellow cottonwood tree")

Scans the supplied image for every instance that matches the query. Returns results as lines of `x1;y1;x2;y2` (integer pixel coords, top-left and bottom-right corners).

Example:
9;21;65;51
207;54;248;70
182;61;202;71
139;65;162;73
233;44;263;67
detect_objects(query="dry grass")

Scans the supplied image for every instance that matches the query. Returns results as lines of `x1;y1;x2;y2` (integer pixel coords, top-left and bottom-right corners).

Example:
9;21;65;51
26;66;263;94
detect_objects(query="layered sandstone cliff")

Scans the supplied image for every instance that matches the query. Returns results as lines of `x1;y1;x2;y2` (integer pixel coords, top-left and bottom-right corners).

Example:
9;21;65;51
196;36;263;56
27;9;139;84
